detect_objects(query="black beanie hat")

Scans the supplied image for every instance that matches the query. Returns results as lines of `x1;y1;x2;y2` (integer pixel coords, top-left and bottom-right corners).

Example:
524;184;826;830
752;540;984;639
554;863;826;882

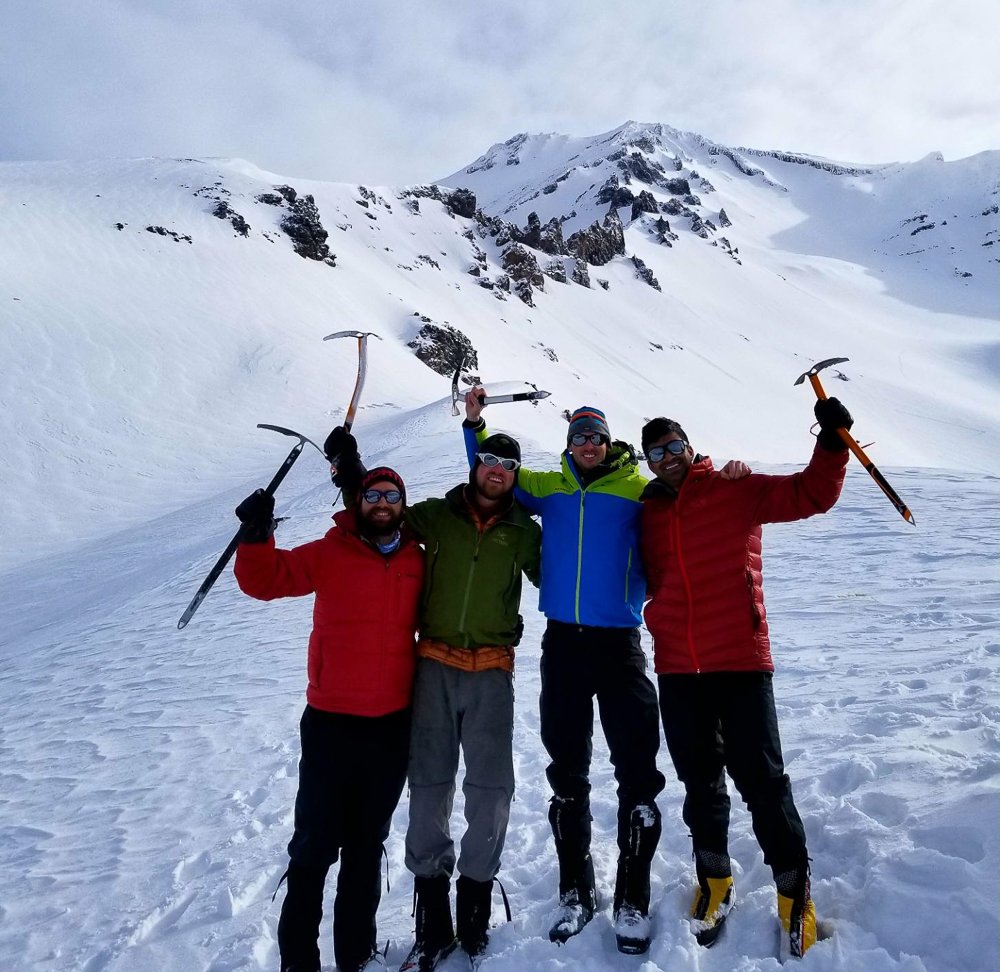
478;433;521;463
470;433;521;485
360;466;406;505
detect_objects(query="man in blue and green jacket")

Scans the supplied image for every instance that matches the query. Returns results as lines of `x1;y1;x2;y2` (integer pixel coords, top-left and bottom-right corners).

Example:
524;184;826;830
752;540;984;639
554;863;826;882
463;390;665;955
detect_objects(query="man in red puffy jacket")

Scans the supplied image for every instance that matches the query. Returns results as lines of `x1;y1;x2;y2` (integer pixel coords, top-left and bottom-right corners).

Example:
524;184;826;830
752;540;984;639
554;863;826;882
639;398;852;960
233;467;424;972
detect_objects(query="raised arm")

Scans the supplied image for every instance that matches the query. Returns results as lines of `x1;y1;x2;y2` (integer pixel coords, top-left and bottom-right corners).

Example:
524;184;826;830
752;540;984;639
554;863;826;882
233;490;321;600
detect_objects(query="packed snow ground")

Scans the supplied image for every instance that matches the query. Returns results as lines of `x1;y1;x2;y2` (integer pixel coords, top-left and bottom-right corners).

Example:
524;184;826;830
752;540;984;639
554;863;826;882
1;406;998;971
1;128;998;970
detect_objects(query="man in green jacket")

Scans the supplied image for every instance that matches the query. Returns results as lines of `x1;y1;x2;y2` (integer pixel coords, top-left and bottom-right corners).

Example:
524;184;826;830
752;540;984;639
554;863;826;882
325;426;541;972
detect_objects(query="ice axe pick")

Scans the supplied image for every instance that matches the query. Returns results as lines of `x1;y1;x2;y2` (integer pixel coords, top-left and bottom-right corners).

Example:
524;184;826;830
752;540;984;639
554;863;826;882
794;357;915;525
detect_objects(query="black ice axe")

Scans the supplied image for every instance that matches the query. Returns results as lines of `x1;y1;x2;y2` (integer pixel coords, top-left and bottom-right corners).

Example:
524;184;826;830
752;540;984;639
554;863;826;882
794;357;915;525
177;330;379;629
450;356;551;416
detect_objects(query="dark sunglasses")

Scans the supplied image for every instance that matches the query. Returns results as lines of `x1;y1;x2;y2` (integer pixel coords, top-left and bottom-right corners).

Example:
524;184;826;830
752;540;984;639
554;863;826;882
477;453;520;472
569;432;606;447
646;441;687;462
362;488;402;505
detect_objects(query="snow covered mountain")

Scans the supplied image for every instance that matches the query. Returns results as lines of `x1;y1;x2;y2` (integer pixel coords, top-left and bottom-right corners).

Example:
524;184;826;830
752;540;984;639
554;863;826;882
1;123;998;972
2;121;997;570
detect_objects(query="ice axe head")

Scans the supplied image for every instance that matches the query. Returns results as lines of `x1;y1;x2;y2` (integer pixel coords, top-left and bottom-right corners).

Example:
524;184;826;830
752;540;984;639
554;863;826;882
793;357;850;390
451;354;467;416
323;330;381;342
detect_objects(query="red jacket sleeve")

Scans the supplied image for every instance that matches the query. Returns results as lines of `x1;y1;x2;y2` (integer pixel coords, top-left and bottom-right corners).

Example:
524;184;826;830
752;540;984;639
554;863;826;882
744;442;848;526
234;536;325;601
640;503;665;597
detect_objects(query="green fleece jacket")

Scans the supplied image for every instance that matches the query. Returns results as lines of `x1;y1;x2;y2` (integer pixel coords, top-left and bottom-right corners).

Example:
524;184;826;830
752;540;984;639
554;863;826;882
406;484;541;649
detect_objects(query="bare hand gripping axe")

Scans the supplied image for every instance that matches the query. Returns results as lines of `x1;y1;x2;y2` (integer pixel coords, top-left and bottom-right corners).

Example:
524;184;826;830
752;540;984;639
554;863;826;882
177;330;379;629
794;357;915;525
450;356;551;416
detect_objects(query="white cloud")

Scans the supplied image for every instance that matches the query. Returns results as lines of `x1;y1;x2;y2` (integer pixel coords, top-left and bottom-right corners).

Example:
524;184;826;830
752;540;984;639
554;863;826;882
2;0;998;183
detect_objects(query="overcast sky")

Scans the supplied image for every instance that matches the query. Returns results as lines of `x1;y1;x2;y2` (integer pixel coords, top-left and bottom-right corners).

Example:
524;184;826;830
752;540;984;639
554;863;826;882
3;0;998;185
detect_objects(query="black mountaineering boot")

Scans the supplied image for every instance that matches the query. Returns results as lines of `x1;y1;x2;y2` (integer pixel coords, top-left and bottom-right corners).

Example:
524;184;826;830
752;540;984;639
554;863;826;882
612;802;662;954
547;796;597;943
455;875;493;961
399;874;458;972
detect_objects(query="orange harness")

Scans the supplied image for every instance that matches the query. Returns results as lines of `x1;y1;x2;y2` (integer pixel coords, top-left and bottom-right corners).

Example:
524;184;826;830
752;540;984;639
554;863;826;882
417;639;515;673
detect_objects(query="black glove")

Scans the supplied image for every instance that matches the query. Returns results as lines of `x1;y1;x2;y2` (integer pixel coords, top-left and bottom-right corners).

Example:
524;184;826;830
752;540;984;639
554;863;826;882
323;426;359;464
324;426;366;493
814;397;853;451
235;488;276;543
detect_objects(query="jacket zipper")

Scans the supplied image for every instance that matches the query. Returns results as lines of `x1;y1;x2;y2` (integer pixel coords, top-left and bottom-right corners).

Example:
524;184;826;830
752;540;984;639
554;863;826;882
456;529;484;648
574;490;586;623
672;497;701;672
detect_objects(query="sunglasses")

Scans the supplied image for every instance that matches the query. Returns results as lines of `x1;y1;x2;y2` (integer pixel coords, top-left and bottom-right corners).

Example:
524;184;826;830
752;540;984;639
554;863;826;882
646;441;687;462
362;488;402;505
477;452;520;472
569;432;607;447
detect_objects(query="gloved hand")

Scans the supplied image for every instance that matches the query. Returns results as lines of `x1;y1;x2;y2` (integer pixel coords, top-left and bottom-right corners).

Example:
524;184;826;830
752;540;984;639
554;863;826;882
235;488;276;543
324;426;359;464
324;426;366;492
814;397;854;451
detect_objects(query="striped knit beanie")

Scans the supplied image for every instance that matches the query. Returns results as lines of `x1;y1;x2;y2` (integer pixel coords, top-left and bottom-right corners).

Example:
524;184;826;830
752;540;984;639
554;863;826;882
567;406;610;443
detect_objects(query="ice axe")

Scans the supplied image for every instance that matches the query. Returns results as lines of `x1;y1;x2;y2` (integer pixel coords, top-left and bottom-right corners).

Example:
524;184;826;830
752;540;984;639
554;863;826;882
794;357;915;525
450;357;551;416
177;331;380;629
323;330;381;439
176;425;312;630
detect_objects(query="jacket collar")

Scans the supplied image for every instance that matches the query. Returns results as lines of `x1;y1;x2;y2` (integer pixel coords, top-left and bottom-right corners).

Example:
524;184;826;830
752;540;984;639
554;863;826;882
640;454;713;500
563;439;639;487
444;482;531;529
332;507;417;550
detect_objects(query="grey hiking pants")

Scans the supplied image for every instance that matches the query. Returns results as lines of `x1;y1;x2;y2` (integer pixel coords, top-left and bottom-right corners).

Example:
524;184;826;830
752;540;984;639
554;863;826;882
404;658;515;883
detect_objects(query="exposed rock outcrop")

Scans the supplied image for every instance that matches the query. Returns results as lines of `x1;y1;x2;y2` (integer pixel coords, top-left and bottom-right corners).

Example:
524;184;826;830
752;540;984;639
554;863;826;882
567;209;626;266
632;255;661;291
212;201;250;237
406;318;479;380
279;190;336;265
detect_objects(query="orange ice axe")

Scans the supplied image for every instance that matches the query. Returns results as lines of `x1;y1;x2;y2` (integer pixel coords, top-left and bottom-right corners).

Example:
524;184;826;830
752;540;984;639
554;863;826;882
795;357;915;526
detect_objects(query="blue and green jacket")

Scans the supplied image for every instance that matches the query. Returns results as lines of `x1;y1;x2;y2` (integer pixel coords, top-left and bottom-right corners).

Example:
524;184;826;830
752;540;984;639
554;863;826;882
465;421;648;628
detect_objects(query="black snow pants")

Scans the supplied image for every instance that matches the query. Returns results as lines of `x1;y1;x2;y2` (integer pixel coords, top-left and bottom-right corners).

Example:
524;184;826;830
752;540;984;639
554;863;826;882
278;704;410;972
657;671;809;879
539;621;665;894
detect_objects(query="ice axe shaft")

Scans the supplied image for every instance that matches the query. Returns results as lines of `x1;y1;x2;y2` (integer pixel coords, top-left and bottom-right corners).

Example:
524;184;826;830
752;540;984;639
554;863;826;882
482;390;550;406
324;330;380;433
794;358;915;525
177;433;305;629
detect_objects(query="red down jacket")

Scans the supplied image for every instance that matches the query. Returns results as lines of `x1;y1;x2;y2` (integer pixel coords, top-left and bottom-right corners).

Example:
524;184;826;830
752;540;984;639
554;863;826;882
234;509;424;716
640;443;847;674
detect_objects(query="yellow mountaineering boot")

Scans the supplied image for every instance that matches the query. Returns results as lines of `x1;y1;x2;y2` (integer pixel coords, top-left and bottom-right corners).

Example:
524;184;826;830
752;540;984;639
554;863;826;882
777;888;817;960
690;875;735;947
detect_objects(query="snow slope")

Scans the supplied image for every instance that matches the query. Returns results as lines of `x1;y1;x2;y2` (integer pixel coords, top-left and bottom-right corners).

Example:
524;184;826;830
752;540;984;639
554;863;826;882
1;122;998;971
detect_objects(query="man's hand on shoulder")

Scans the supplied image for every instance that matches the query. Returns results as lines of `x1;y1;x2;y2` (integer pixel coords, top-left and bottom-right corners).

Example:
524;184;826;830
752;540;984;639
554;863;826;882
719;459;752;481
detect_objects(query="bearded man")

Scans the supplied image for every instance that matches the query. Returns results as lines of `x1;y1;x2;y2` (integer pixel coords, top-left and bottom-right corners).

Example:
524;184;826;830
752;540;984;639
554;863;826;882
234;468;424;972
